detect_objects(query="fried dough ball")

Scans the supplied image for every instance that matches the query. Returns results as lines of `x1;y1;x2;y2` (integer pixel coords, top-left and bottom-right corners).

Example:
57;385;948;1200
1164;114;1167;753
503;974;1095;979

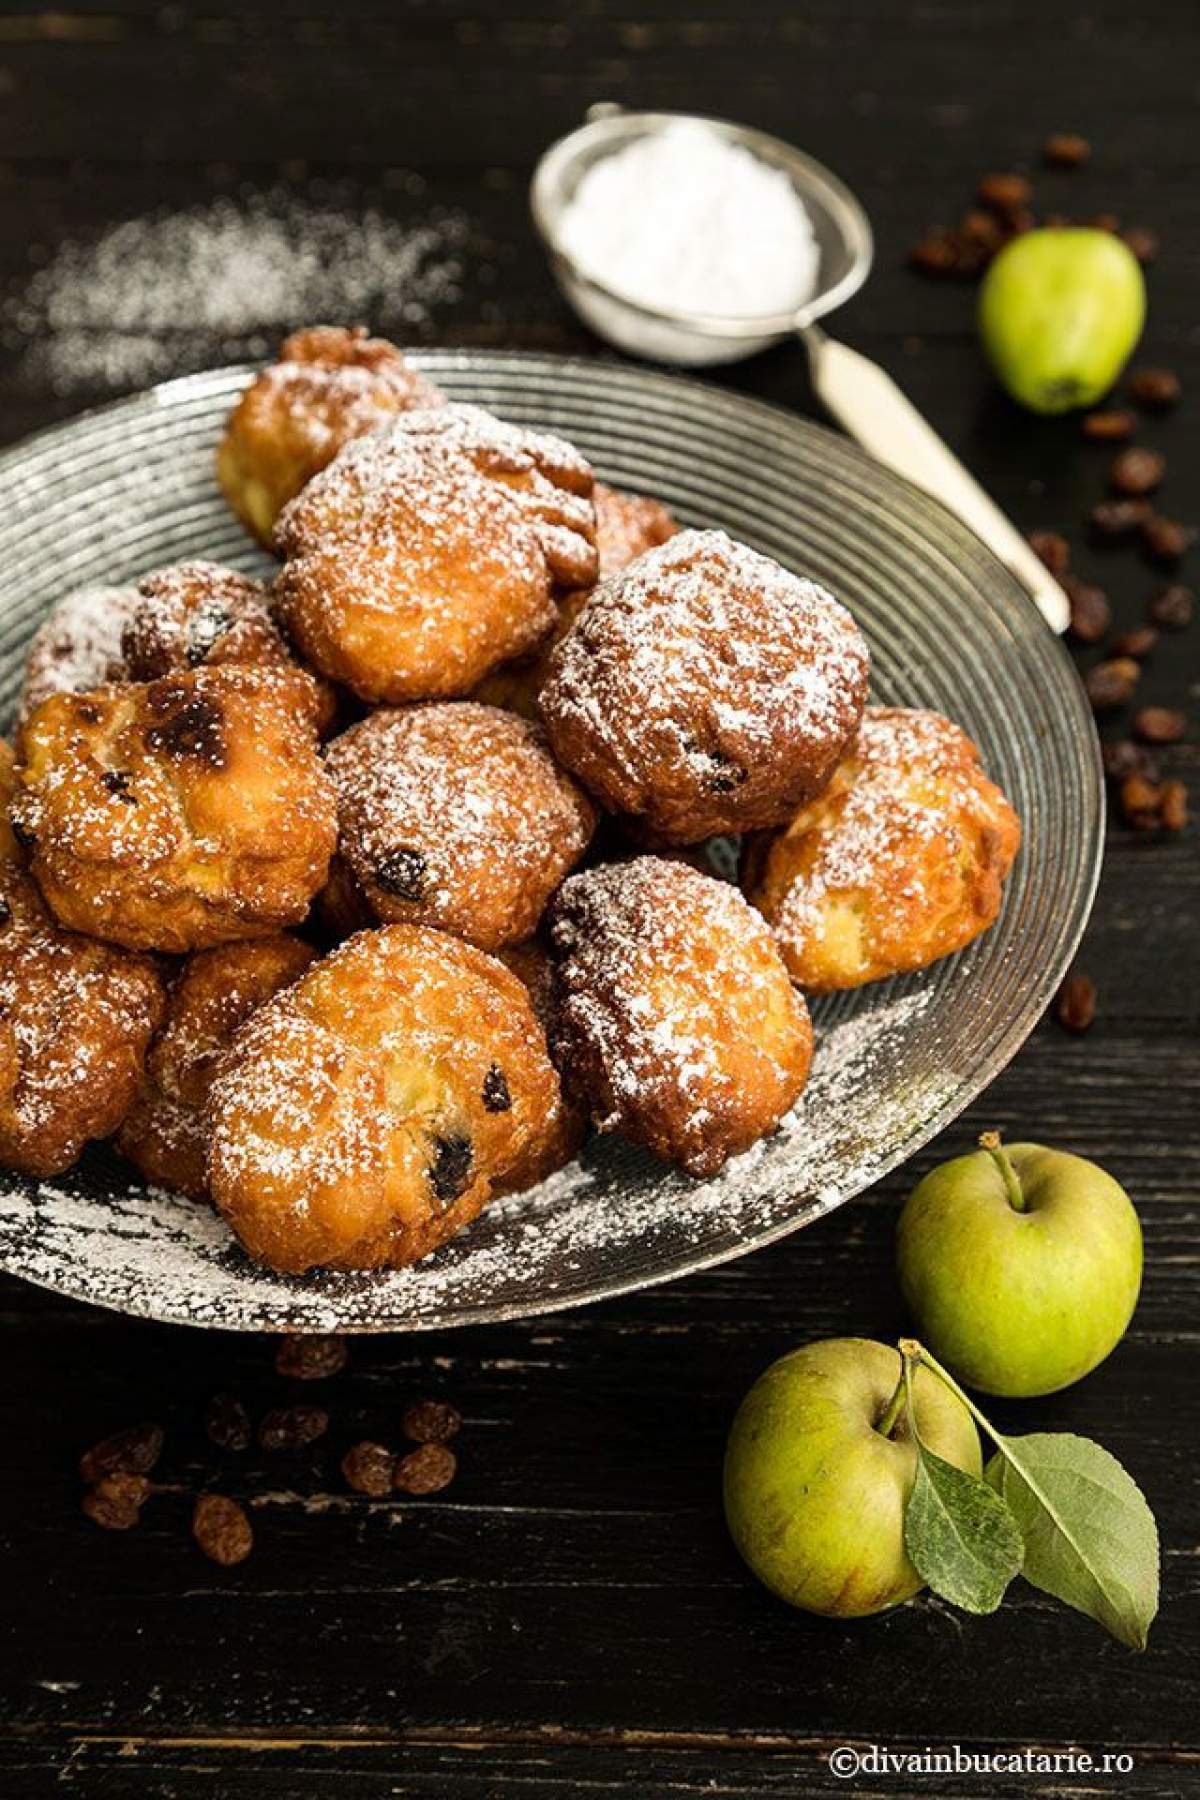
121;559;337;735
741;708;1021;992
13;664;337;954
0;739;51;932
208;924;565;1272
540;529;870;843
494;939;587;1191
0;905;165;1178
472;481;680;719
117;935;316;1199
325;703;596;952
273;404;598;705
216;325;445;547
547;857;813;1177
17;584;139;726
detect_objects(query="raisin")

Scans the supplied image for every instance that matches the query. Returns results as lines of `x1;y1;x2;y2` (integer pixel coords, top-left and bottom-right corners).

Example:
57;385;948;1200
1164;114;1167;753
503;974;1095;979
274;1333;348;1380
1109;626;1158;659
909;231;961;278
83;1472;151;1531
342;1441;396;1497
192;1493;253;1566
1054;973;1096;1033
257;1405;329;1451
1090;499;1151;541
481;1064;511;1113
373;846;427;901
1148;585;1193;630
1119;775;1163;830
1084;659;1140;711
1133;706;1186;744
705;749;747;793
100;768;137;803
80;1422;163;1485
1043;132;1090;167
1065;580;1110;645
1121;225;1159;264
1110;447;1165;497
0;896;10;928
977;172;1031;214
428;1133;474;1208
1102;740;1159;785
1142;515;1195;564
393;1442;457;1495
145;691;226;764
1082;410;1135;442
402;1399;462;1444
205;1393;251;1453
10;815;35;851
1128;367;1181;412
1027;529;1070;577
1160;780;1188;832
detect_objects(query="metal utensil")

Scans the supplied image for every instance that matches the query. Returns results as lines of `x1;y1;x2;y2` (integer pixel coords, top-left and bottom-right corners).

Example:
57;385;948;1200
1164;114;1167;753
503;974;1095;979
531;106;1071;633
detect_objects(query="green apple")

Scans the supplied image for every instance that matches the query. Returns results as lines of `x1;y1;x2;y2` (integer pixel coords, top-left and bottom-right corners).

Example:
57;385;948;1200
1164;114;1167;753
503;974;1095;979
897;1135;1142;1397
978;228;1145;413
723;1336;980;1617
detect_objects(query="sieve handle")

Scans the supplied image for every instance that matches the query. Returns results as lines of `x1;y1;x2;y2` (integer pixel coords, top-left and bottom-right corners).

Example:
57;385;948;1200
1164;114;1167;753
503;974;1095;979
801;328;1070;633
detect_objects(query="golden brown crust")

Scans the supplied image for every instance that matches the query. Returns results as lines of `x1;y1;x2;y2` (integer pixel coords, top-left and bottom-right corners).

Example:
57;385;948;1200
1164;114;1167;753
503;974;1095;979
539;529;869;843
208;924;565;1272
472;482;680;720
325;702;596;952
13;665;337;954
741;708;1021;991
547;857;813;1177
493;939;587;1191
121;560;338;737
0;908;165;1178
216;325;445;548
117;934;316;1199
272;404;597;705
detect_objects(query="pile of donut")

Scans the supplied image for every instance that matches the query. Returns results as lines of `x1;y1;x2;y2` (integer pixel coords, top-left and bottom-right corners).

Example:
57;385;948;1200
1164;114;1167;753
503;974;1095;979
0;327;1021;1275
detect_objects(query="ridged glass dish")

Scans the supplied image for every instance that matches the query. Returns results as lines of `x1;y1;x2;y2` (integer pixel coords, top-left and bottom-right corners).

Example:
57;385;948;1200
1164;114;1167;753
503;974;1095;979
0;352;1102;1331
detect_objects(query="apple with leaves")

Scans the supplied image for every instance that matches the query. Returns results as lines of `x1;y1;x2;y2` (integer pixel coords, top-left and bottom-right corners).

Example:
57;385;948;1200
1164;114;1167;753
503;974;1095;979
896;1133;1142;1397
723;1336;980;1616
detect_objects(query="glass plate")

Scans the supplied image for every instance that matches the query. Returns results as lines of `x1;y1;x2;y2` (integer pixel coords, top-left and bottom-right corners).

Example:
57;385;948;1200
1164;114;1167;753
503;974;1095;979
0;352;1103;1331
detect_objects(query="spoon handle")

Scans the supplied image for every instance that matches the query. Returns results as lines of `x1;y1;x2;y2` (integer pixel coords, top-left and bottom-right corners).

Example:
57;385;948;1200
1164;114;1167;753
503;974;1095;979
802;329;1070;633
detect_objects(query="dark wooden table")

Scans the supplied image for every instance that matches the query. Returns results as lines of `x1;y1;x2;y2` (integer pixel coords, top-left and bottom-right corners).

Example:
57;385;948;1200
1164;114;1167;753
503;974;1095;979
1;4;1197;1795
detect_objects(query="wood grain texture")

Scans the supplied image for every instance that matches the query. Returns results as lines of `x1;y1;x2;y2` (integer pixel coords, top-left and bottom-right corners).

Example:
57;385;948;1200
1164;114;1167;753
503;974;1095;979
0;2;1197;1795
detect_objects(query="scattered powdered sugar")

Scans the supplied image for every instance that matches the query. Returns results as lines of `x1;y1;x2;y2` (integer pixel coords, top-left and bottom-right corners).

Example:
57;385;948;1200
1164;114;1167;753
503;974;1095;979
2;190;475;396
0;985;942;1330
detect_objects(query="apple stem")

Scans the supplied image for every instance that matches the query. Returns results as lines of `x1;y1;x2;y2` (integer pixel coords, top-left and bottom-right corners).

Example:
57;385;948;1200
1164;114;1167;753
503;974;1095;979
979;1130;1027;1213
876;1369;907;1439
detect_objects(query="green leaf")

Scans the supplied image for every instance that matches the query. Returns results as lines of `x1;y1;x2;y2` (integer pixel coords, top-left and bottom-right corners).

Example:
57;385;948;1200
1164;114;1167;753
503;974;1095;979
986;1433;1159;1650
905;1440;1024;1614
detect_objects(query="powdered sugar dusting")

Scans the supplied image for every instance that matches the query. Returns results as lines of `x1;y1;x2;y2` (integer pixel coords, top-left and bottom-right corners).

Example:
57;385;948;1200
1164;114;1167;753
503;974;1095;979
0;985;939;1329
325;703;594;945
16;585;138;726
548;857;807;1167
769;708;1007;943
3;192;475;396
